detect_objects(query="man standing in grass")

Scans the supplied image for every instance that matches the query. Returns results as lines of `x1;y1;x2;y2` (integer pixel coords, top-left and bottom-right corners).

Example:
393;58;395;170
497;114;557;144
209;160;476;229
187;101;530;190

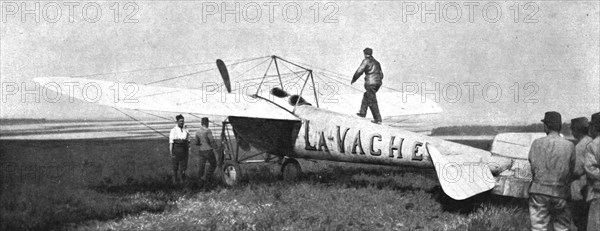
351;47;384;124
528;111;575;231
169;114;190;184
584;112;600;231
195;117;218;185
570;117;592;230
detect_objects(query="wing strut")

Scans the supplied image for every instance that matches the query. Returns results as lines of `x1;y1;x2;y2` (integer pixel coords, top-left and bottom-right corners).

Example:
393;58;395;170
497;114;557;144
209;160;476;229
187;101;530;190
255;58;274;95
309;71;319;108
272;57;285;90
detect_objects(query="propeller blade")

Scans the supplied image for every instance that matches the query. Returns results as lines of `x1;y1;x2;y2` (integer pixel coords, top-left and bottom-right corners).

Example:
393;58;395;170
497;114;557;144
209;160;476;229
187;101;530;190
216;59;231;93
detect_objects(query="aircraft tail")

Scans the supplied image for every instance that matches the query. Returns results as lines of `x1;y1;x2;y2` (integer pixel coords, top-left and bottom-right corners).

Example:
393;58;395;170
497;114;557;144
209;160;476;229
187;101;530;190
426;143;496;200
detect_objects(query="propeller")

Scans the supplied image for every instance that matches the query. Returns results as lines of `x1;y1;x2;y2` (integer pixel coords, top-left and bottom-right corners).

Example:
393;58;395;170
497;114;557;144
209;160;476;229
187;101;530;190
216;59;231;93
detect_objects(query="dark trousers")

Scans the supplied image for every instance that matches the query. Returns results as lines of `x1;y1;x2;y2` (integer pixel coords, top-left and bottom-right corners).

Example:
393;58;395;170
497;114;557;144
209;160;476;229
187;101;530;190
198;149;216;181
359;83;382;121
171;156;188;172
572;200;589;231
171;143;189;182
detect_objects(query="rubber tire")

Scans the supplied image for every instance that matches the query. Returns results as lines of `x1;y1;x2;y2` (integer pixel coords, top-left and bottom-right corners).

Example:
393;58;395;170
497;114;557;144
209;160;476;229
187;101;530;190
222;160;242;187
281;159;302;182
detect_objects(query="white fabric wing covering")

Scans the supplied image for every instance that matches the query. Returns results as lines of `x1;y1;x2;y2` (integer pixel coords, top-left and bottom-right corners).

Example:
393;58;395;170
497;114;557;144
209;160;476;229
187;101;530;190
303;92;443;118
34;77;299;120
427;143;496;200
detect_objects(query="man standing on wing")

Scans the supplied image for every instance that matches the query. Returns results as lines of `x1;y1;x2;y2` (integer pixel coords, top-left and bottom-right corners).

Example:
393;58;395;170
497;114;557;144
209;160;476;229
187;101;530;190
351;47;384;124
528;111;575;231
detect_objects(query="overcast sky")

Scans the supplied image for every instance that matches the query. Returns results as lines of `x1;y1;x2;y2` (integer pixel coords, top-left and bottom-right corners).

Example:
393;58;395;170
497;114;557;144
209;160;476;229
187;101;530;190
1;1;598;126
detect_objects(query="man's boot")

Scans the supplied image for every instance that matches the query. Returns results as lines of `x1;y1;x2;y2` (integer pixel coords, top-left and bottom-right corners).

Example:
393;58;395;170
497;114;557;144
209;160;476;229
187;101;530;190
357;92;368;117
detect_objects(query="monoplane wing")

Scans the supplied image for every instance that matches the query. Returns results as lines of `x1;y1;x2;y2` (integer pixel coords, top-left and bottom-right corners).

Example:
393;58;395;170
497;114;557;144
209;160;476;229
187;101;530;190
263;90;442;118
34;77;299;121
308;92;443;118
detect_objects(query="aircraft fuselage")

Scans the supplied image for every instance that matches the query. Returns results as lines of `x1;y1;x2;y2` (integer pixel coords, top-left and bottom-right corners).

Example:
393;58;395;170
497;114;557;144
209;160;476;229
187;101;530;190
289;105;510;173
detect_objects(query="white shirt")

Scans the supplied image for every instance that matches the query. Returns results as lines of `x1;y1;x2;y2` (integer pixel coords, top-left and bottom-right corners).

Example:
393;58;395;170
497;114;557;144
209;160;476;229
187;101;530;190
169;125;190;143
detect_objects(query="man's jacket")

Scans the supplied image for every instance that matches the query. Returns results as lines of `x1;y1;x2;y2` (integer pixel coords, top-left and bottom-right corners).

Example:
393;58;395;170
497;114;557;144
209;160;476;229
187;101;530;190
528;133;576;198
195;126;217;151
585;136;600;201
352;57;383;85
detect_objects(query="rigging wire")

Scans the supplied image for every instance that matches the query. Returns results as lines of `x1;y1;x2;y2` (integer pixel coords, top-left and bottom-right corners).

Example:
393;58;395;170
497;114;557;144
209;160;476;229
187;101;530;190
71;56;270;78
117;108;223;135
231;57;272;81
112;107;169;138
239;74;301;92
71;61;217;78
277;60;308;88
234;71;306;84
144;67;216;85
135;90;180;99
188;113;223;127
271;57;367;93
291;59;349;79
134;109;174;121
316;71;363;92
278;57;397;93
171;73;302;106
222;55;271;70
144;56;273;85
293;59;406;93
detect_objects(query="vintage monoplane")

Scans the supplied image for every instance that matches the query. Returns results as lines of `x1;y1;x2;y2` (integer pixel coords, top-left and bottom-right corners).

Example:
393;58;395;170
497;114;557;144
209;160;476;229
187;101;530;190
34;55;533;200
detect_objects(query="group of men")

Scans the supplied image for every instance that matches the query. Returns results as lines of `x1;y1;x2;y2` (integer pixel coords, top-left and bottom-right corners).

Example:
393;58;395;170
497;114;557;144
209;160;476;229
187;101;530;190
528;111;600;231
168;114;219;185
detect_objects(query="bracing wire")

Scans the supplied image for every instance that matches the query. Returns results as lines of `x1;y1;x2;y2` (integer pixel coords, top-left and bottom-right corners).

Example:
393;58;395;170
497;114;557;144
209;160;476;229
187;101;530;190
144;56;272;85
231;57;272;81
317;71;363;92
72;56;269;78
293;59;405;93
277;60;308;88
188;113;222;127
71;61;217;78
134;109;174;121
235;71;306;84
144;67;216;85
112;107;169;138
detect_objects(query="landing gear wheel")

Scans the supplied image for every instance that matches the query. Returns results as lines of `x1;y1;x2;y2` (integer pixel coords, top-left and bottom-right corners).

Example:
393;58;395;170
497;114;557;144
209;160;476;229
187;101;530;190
222;160;242;187
281;158;302;182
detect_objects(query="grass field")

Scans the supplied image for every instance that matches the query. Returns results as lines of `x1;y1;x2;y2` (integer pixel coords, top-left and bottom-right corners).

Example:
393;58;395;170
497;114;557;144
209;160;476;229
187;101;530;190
0;137;543;231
